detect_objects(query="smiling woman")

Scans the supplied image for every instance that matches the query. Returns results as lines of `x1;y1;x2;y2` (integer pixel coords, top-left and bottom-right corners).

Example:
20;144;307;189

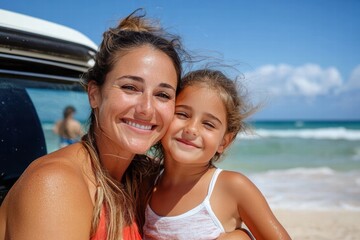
86;46;177;155
0;9;186;240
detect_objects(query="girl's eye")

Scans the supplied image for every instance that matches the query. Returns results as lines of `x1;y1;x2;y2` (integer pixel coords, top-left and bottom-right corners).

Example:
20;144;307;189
203;121;215;129
175;112;188;119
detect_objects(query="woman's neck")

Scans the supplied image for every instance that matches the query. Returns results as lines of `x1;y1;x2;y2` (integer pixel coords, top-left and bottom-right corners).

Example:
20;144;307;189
96;134;135;181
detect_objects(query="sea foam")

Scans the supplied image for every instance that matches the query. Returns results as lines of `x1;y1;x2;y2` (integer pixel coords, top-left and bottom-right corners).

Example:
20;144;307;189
239;127;360;141
248;167;360;211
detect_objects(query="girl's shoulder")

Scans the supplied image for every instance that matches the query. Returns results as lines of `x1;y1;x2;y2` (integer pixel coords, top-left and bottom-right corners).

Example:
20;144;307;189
217;169;251;185
216;170;260;197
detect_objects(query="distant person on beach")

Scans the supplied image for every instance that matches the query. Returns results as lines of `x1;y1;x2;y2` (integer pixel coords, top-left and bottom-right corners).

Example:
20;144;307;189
143;69;291;239
0;10;186;240
53;105;84;148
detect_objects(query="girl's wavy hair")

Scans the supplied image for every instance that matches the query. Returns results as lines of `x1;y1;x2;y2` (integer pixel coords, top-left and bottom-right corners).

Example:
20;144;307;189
81;9;187;239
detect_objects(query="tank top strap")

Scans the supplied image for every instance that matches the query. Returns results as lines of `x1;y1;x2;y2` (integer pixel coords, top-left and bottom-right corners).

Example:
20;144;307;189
206;168;222;198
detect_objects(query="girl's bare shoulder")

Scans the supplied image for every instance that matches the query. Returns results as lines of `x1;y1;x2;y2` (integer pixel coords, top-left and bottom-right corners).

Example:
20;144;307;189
216;170;260;197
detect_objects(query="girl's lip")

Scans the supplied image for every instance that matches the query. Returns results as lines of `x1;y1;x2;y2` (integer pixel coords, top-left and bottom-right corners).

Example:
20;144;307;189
175;138;199;148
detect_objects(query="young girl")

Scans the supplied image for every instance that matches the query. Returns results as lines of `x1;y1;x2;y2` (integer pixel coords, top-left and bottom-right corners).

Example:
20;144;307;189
143;69;291;240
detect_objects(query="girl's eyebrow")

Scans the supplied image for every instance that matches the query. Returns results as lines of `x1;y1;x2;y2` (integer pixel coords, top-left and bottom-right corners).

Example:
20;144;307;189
204;113;223;125
176;105;223;125
117;75;176;91
175;104;191;110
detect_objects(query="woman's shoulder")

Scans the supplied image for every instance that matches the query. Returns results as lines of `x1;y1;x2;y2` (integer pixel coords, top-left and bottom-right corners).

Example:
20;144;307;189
7;145;93;208
1;145;95;238
26;144;88;181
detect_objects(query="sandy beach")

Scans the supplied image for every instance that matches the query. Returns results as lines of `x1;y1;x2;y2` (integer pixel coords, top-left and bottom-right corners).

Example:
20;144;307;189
273;209;360;240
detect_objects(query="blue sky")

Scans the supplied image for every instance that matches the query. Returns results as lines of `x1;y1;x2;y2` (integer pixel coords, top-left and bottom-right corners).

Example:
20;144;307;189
2;0;360;120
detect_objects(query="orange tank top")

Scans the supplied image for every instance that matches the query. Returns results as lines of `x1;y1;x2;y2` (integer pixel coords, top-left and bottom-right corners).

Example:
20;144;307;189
91;205;142;240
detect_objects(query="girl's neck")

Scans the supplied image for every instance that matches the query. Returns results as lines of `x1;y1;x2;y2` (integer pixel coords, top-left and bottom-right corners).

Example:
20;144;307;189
161;161;213;186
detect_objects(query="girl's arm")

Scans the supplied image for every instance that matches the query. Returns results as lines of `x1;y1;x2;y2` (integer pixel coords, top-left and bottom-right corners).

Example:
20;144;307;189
225;171;291;240
217;228;254;240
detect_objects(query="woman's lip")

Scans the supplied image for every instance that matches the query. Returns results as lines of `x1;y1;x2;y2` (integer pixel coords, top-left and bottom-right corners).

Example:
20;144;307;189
175;138;199;148
123;119;156;131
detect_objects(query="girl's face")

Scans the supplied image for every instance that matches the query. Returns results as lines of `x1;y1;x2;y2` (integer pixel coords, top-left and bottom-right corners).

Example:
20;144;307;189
161;84;232;165
88;45;178;154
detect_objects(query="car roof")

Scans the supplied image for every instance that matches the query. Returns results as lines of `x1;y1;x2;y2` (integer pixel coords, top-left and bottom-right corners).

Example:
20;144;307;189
0;9;98;82
0;9;98;50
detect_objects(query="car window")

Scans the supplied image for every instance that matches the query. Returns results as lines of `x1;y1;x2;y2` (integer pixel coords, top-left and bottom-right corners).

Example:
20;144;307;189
1;77;89;153
27;87;89;153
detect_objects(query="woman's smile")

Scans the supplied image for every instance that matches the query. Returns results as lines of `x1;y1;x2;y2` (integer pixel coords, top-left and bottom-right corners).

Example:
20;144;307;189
123;119;155;131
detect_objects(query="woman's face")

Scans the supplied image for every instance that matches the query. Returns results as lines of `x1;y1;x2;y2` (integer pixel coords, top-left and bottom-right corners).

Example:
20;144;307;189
88;45;178;154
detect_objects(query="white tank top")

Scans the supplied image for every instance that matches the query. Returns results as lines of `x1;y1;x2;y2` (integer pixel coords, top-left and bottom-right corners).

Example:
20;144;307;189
143;168;225;240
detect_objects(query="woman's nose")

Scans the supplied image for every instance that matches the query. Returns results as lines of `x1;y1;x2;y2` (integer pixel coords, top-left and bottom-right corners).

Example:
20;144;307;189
135;93;154;119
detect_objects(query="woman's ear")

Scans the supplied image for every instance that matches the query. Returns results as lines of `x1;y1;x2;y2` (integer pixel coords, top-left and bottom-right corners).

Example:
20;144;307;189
88;81;100;108
217;133;234;154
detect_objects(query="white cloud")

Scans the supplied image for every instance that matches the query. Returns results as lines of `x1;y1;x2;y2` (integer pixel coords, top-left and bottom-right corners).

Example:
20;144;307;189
343;64;360;91
246;64;343;97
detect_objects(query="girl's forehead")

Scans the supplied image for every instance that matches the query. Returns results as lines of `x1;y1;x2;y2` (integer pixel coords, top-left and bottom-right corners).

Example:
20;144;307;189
178;84;216;97
176;85;228;124
177;85;224;106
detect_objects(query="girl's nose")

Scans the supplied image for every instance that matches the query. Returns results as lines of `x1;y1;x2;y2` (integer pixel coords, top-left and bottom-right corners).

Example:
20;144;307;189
183;122;199;139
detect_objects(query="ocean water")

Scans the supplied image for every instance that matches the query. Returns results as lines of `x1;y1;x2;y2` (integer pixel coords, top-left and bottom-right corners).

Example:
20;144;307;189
217;121;360;211
42;120;360;211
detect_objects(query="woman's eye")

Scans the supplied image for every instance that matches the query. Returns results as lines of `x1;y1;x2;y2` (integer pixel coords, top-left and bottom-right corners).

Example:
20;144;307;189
121;85;138;91
156;92;171;100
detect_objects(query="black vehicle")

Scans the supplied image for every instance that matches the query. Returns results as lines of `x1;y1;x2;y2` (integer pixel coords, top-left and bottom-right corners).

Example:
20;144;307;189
0;9;97;203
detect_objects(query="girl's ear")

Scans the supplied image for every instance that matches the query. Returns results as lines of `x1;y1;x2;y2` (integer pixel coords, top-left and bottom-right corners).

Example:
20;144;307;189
217;133;234;154
88;81;100;108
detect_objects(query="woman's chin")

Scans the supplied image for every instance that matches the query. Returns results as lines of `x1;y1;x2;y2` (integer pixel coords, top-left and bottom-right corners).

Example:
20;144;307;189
127;143;153;155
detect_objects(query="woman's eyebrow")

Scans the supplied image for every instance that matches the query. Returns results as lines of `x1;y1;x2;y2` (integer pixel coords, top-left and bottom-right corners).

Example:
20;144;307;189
117;75;144;82
159;83;176;91
117;75;176;91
